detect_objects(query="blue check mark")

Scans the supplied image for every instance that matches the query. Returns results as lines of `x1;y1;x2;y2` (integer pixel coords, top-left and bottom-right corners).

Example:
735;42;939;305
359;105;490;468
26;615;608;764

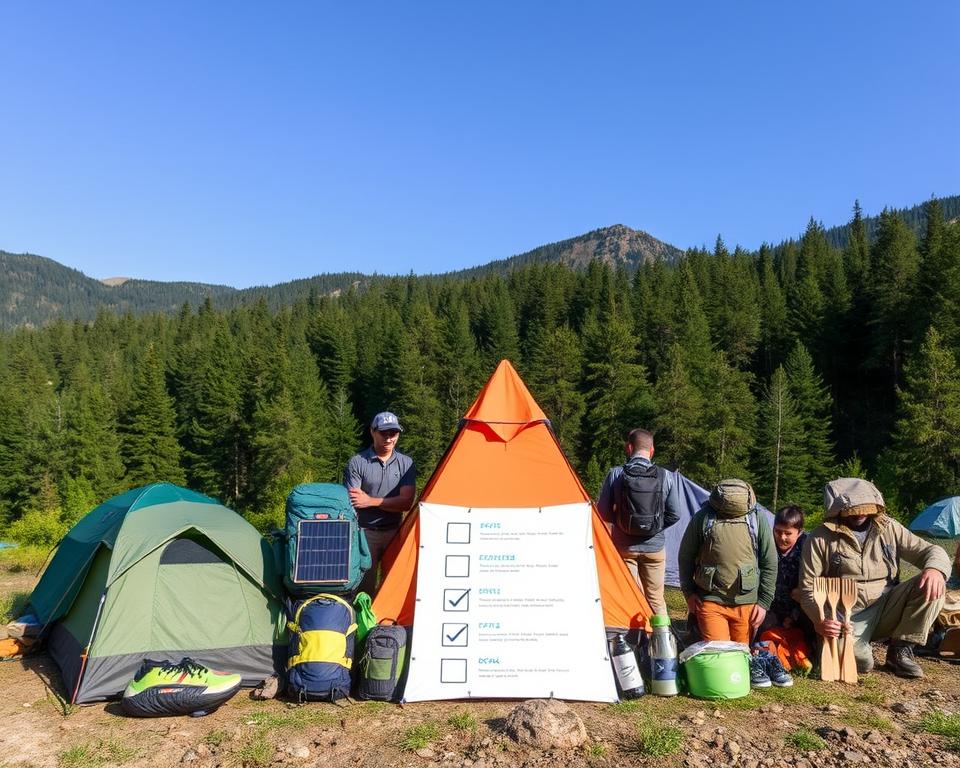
445;625;467;642
448;589;470;608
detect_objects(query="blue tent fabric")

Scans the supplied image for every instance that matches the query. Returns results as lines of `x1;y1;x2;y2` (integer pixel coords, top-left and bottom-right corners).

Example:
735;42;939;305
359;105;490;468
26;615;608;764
909;497;960;539
663;471;774;588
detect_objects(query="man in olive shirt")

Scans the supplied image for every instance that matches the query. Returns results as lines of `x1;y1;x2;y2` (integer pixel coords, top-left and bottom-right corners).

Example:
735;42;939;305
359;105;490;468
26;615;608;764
344;412;416;596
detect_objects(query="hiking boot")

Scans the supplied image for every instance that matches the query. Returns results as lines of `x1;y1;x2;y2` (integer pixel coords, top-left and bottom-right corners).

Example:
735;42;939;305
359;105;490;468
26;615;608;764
763;653;794;687
885;642;923;679
749;656;772;688
122;658;242;717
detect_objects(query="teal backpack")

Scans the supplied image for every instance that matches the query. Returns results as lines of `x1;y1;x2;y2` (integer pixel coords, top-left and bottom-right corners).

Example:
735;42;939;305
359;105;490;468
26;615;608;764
283;483;371;596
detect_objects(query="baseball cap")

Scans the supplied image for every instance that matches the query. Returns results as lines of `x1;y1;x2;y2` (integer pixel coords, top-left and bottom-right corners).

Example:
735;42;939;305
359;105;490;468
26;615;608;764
371;411;403;432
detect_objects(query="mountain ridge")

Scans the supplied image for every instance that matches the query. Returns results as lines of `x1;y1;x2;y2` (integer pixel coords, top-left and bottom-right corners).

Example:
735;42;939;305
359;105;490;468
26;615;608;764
3;195;958;328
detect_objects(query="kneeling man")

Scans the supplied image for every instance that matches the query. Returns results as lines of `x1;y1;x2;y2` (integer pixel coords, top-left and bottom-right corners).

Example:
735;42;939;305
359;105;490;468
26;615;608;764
799;478;951;678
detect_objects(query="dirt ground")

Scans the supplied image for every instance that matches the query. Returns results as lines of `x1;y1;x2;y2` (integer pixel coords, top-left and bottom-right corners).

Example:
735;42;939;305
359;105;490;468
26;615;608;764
3;569;960;768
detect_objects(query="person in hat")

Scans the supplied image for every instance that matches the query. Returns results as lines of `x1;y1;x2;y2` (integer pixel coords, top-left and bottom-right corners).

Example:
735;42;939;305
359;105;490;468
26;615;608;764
799;477;951;678
344;411;416;596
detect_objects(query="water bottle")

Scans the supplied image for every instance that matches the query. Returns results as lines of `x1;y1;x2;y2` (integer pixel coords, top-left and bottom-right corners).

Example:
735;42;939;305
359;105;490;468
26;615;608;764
649;614;679;696
609;633;645;699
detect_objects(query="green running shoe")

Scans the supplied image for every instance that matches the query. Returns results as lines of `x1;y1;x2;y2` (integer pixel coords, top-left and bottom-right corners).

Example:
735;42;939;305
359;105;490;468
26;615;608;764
121;658;242;717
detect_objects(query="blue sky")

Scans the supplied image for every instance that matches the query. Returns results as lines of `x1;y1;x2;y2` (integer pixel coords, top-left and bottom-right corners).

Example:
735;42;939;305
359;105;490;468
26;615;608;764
1;2;957;287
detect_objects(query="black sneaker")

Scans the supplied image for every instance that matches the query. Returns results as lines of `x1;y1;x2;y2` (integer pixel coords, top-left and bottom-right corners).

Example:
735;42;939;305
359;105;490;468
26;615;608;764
763;653;794;687
885;642;923;679
750;656;772;688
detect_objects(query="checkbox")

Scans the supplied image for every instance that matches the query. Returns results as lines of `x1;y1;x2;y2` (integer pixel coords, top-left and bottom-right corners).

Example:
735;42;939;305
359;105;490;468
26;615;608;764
443;588;470;612
446;522;471;544
445;554;470;577
440;658;468;684
442;623;468;647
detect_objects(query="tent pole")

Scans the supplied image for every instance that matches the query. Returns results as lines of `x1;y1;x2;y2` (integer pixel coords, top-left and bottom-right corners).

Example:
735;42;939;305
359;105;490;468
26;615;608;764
71;590;107;705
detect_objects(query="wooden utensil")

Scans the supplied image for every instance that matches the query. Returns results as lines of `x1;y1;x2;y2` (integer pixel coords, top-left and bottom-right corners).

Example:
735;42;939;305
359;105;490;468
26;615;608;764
839;577;859;684
825;577;842;681
812;576;837;681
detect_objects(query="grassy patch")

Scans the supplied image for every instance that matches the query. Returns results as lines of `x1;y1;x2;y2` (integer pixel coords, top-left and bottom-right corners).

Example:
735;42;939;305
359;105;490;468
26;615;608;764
766;679;835;707
842;710;893;731
58;744;103;768
785;728;826;751
448;711;478;730
0;545;50;574
587;742;607;756
608;698;645;715
0;590;31;623
235;733;275;767
204;730;231;747
243;705;334;730
356;700;390;716
398;722;440;751
664;586;689;616
100;739;140;764
57;738;139;767
625;719;684;757
919;711;960;751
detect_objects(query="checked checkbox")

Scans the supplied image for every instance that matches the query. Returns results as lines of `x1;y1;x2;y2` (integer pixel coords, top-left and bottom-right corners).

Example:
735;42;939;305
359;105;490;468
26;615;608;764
443;588;470;612
442;623;468;647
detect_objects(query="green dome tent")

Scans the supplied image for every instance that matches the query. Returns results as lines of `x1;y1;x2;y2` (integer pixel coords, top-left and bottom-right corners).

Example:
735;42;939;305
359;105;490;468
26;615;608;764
27;483;285;704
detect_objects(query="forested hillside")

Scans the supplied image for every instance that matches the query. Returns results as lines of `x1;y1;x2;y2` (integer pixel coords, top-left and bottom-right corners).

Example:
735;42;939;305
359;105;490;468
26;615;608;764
1;199;959;545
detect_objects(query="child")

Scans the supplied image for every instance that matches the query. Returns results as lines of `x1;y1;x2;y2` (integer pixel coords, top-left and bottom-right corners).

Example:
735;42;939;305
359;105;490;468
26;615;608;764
757;505;813;673
678;479;788;687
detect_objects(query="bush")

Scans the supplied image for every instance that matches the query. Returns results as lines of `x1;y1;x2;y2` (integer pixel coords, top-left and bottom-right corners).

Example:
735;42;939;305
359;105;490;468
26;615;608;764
6;508;68;548
785;728;826;751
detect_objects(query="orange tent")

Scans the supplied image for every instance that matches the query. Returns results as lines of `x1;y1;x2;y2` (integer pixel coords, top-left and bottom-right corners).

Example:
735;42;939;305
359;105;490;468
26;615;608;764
372;359;651;629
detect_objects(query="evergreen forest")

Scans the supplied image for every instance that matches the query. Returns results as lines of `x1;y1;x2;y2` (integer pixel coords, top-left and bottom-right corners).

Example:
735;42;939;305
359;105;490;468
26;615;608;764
2;199;959;545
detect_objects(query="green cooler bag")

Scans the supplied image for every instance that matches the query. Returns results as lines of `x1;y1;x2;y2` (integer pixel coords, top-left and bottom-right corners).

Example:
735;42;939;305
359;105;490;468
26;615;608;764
683;647;750;700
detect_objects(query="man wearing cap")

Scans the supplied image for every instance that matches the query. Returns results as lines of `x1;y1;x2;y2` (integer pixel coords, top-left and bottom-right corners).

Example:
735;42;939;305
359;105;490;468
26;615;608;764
344;412;416;596
799;478;951;678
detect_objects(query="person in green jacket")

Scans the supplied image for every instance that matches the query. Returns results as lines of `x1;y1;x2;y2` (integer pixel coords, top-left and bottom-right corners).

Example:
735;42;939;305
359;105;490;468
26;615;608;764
679;479;783;686
679;479;779;644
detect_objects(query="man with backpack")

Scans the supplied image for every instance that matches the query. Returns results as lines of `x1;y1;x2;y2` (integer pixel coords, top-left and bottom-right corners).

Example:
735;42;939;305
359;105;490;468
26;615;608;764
597;428;681;617
678;479;779;645
344;411;416;596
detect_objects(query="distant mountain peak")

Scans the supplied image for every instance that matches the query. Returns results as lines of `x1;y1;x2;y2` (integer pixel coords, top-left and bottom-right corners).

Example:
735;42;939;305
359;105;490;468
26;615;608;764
100;277;130;287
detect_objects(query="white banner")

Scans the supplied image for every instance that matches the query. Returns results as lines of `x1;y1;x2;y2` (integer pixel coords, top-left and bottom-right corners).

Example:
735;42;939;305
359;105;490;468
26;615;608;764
402;502;617;702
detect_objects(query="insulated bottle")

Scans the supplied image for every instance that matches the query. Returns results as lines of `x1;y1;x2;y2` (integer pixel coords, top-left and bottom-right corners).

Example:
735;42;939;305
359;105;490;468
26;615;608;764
610;633;645;698
649;614;679;696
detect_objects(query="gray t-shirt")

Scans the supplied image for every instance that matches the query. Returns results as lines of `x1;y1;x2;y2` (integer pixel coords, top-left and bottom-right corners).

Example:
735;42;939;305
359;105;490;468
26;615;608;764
344;447;416;530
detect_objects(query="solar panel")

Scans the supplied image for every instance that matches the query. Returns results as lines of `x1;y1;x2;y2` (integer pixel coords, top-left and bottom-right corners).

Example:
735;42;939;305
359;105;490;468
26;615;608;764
293;519;352;585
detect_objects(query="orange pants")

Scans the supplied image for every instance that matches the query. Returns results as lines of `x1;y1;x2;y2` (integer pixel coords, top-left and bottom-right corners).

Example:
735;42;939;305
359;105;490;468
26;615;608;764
758;625;813;672
696;602;753;643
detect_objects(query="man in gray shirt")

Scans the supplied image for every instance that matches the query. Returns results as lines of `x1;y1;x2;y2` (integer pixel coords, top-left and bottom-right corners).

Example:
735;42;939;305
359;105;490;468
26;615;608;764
597;428;681;617
344;411;416;596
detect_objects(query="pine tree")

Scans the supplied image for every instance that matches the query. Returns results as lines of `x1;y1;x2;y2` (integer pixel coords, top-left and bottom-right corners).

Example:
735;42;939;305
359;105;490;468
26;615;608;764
59;361;124;500
785;342;836;509
892;326;960;513
581;316;655;471
753;366;805;510
844;200;870;283
696;351;756;484
653;343;703;474
120;345;185;486
869;209;920;386
527;324;585;460
757;244;789;377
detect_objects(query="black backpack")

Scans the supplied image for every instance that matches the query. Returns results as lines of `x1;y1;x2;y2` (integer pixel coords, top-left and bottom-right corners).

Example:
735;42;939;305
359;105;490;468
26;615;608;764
356;621;408;702
615;461;665;539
